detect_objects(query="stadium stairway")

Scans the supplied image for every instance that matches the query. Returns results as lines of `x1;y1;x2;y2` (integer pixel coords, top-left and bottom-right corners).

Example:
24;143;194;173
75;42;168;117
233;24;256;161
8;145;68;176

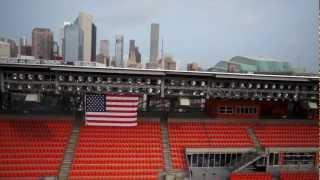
160;114;173;172
58;116;82;179
232;127;266;173
246;127;264;152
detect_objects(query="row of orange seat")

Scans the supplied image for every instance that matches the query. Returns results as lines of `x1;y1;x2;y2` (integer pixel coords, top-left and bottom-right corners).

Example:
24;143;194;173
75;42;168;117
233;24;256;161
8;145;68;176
169;122;253;169
230;172;272;180
280;171;318;180
0;119;71;178
70;122;164;179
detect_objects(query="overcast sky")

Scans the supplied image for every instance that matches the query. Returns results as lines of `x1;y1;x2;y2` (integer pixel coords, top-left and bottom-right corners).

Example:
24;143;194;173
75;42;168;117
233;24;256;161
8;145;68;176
0;0;318;72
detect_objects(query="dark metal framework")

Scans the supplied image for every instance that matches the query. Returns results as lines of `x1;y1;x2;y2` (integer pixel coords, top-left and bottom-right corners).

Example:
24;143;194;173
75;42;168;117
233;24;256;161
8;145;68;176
0;63;318;102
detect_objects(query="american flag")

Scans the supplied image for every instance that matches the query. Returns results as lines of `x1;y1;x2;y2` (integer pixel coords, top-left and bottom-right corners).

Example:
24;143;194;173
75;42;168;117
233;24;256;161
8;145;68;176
85;94;139;126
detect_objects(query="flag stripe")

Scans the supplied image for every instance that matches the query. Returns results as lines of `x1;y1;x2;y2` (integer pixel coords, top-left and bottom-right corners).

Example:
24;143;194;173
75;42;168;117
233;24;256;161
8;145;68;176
86;122;138;127
106;102;138;106
106;96;139;101
85;117;137;121
86;112;137;117
107;107;138;111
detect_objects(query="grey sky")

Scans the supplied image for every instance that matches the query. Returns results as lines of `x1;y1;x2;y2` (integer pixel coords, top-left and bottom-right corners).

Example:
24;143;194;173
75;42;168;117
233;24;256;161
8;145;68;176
0;0;318;72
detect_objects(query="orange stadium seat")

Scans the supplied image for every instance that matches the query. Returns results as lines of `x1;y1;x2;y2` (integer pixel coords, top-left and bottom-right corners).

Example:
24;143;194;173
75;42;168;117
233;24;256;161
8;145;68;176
253;124;318;147
0;119;72;178
69;122;164;179
168;122;254;169
280;171;318;180
230;172;272;180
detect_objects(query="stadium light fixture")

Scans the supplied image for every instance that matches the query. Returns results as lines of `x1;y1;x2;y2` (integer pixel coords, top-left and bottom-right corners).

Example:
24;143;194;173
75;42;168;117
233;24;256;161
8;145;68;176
18;84;23;90
240;83;245;88
12;73;17;80
170;80;175;86
264;84;269;89
116;77;121;84
78;76;84;82
68;75;74;82
76;86;81;92
6;83;10;89
256;83;261;89
230;82;236;88
18;73;24;80
27;84;32;90
57;86;62;91
179;90;184;95
287;85;292;90
58;75;64;81
136;78;142;84
201;81;206;87
146;78;151;85
86;86;91;92
293;94;298;101
96;86;102;92
191;80;196;86
128;87;133;93
157;79;162;85
272;84;276;89
279;84;284;89
87;76;93;83
37;74;44;81
27;74;33;80
96;77;102;83
180;80;185;86
167;89;172;95
200;91;205;96
40;85;45;91
117;88;122;93
147;88;153;94
155;89;161;94
248;83;253;89
193;91;198;96
128;78;133;84
277;92;282;98
107;77;112;84
67;86;73;92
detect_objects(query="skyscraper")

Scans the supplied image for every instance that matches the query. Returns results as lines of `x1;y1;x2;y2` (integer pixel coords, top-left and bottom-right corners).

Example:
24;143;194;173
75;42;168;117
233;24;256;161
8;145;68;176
115;35;124;67
64;23;83;62
91;23;96;61
149;23;160;62
75;12;93;62
135;46;141;64
32;28;53;59
0;41;10;58
129;40;135;58
99;40;109;57
97;40;110;66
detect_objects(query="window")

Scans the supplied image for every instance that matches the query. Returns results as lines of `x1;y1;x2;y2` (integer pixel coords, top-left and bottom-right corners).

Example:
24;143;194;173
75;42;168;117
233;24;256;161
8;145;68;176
218;106;233;114
283;152;314;165
235;106;257;115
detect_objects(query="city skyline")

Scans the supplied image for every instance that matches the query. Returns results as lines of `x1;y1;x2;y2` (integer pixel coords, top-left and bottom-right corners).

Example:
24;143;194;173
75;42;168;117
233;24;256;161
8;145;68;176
0;0;318;72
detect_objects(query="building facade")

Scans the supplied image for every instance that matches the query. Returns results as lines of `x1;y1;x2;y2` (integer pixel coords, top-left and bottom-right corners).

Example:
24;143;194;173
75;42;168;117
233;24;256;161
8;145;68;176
91;23;96;61
187;63;202;71
64;23;83;63
0;41;10;58
115;35;124;67
75;12;93;62
149;23;159;63
32;28;53;59
129;40;135;58
99;40;109;57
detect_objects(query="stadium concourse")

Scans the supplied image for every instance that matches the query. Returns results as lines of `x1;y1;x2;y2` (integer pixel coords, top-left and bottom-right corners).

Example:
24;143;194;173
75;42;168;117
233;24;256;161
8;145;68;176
0;61;318;179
